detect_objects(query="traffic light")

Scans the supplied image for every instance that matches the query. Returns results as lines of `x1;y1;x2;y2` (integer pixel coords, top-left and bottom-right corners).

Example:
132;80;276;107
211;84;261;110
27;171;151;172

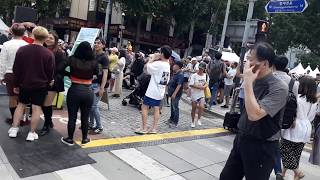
256;20;270;42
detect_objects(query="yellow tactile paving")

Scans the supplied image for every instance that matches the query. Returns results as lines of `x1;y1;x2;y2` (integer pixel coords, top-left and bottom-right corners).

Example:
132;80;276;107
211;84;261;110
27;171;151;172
77;128;228;148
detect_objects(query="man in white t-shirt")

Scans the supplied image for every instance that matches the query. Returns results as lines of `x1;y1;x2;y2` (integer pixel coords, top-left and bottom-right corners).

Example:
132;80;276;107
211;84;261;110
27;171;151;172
221;62;238;108
135;45;171;134
0;23;28;123
189;62;207;128
190;57;199;73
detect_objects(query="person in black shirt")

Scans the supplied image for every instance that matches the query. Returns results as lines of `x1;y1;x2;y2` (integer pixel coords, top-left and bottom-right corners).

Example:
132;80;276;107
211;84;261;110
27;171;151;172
40;31;68;136
130;52;145;87
220;42;288;180
61;41;98;146
167;61;184;128
89;38;109;134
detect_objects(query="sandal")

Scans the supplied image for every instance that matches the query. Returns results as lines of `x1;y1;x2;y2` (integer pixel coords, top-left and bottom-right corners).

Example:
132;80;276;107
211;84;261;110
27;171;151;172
147;129;158;134
134;129;148;135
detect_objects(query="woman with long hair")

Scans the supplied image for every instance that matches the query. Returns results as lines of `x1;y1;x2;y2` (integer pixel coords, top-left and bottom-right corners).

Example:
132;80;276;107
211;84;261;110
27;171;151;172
112;49;126;97
281;76;318;180
61;41;97;146
40;31;67;136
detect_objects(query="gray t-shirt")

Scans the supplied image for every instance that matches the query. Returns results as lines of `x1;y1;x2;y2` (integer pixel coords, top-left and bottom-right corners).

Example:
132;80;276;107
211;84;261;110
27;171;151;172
274;71;299;97
238;73;288;140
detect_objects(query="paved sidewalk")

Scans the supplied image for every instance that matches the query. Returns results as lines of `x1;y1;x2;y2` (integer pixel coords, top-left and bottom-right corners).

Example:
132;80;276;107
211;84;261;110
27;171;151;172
2;134;319;180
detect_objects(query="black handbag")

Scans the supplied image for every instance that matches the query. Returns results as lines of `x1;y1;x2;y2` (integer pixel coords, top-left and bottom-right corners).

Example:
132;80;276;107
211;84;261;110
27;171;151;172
223;88;240;132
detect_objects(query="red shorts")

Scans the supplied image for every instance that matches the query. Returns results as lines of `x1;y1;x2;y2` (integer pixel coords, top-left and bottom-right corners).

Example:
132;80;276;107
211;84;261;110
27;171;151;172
4;73;17;96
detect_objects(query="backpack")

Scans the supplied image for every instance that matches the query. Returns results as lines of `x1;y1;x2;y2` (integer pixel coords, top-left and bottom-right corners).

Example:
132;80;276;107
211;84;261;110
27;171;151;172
282;78;298;129
208;60;224;84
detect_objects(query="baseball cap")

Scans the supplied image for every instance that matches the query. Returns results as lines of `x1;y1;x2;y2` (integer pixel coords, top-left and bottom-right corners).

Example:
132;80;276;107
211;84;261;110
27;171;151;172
174;61;183;69
198;62;207;69
191;57;197;61
110;47;118;52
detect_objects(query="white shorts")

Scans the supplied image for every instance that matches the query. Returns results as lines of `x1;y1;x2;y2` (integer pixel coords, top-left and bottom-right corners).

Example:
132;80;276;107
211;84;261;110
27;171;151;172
191;96;205;104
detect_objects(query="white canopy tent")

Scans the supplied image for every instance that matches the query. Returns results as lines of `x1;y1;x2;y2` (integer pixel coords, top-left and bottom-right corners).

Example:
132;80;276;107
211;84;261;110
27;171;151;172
0;18;9;34
289;63;305;75
305;65;312;74
221;51;240;63
310;67;320;78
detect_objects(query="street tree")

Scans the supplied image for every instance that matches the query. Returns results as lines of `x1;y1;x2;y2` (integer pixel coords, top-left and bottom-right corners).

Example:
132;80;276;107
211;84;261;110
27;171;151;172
270;0;320;56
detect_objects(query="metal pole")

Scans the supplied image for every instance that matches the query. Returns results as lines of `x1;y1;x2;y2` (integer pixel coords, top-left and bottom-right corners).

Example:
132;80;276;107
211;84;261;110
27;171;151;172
220;0;231;49
104;0;111;41
236;0;256;87
240;0;256;70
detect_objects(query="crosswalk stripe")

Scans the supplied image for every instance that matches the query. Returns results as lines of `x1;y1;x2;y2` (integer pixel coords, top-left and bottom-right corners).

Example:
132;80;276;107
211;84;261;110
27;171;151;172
112;148;186;180
55;164;109;180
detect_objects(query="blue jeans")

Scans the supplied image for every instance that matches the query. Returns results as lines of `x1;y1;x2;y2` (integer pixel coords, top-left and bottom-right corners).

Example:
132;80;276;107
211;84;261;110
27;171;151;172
209;82;219;106
89;84;102;129
170;96;181;125
274;142;282;175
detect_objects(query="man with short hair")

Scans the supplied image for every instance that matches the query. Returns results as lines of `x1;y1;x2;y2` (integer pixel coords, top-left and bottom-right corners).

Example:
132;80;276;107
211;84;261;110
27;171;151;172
135;45;171;134
8;26;55;141
207;52;226;109
220;42;288;180
89;38;109;134
167;61;184;128
221;62;238;108
0;23;28;124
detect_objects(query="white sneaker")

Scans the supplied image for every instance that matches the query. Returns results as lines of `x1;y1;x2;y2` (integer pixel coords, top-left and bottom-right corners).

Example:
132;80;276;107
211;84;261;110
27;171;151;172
197;120;202;126
191;122;196;128
26;132;39;141
8;127;19;138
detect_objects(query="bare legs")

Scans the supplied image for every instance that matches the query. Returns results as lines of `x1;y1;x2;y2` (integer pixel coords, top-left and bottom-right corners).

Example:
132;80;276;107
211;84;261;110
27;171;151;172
12;103;41;132
138;105;160;133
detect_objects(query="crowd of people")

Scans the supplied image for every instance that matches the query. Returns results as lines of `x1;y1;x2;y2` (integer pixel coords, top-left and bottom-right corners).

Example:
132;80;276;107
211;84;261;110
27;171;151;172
0;22;320;180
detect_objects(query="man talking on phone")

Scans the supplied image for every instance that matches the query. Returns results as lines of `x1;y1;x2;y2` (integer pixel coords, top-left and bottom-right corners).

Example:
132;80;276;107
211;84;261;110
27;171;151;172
220;42;288;180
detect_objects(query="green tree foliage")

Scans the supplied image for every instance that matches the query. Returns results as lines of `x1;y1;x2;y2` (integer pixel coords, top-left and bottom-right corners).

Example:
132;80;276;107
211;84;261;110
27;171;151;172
0;0;68;25
270;0;320;56
298;53;320;70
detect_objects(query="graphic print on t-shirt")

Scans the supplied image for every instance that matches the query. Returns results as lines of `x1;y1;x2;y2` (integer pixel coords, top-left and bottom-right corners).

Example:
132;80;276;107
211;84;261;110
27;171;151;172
197;79;205;86
160;72;170;85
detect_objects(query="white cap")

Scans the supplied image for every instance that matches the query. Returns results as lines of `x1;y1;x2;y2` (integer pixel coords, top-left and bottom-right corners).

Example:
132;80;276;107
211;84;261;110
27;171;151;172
110;47;118;52
191;57;197;61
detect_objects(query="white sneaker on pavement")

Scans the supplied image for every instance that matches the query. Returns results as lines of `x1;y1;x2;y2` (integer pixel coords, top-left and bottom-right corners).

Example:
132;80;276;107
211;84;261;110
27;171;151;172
26;132;39;141
197;120;202;126
191;122;196;128
8;127;19;138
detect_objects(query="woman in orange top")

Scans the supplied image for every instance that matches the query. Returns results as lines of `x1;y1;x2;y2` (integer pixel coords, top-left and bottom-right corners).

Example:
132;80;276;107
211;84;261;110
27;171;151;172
61;41;98;146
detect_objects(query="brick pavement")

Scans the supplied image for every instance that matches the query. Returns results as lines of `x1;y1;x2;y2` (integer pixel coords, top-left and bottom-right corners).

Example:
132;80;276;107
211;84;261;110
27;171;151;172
97;89;223;138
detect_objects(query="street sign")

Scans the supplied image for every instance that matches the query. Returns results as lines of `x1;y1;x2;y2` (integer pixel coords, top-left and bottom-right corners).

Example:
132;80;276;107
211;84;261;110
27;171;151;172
265;0;308;14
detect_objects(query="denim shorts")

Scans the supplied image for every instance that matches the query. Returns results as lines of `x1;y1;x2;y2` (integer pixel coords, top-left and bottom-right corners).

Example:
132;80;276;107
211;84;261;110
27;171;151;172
143;96;161;107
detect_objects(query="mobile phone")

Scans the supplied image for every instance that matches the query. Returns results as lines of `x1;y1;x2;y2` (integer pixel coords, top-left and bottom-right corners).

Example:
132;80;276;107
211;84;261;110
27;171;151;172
252;63;262;73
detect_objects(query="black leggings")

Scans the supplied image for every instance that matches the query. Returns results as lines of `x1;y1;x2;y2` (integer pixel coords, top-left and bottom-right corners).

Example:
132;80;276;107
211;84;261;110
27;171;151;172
67;84;94;140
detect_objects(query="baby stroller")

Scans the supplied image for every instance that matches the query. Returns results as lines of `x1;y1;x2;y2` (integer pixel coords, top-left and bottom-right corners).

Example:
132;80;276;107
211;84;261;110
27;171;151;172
122;73;151;110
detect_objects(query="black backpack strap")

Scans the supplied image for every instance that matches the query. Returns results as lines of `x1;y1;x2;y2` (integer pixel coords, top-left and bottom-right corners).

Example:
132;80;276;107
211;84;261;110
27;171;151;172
288;78;295;93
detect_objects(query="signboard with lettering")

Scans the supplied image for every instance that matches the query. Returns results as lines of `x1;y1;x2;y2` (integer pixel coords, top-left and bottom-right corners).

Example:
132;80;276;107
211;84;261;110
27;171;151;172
265;0;308;13
70;28;101;55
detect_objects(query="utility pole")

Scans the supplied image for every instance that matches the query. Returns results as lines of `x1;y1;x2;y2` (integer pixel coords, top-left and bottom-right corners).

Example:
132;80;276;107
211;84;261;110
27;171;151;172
240;0;256;70
220;0;231;50
236;0;256;87
104;0;112;41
